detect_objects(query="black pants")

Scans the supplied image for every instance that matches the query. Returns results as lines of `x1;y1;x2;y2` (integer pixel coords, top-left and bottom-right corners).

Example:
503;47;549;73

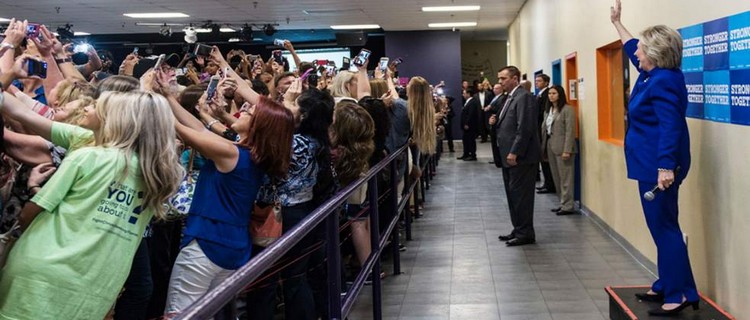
445;121;455;152
246;202;318;320
490;129;502;167
462;130;477;157
115;240;153;320
540;160;556;191
501;163;537;241
146;219;184;319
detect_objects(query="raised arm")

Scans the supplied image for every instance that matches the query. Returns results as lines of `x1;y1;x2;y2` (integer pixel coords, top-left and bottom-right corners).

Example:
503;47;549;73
610;0;634;44
1;19;27;74
356;59;372;99
1;56;55;140
283;40;303;71
209;46;261;106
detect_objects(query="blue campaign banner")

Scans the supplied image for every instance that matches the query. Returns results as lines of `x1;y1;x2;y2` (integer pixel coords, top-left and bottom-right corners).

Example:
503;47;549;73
729;11;750;70
703;18;729;71
684;72;705;119
681;24;704;72
703;71;731;122
730;69;750;125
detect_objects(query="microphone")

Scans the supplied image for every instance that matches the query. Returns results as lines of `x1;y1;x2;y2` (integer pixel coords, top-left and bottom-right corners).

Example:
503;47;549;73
643;185;660;201
643;166;681;201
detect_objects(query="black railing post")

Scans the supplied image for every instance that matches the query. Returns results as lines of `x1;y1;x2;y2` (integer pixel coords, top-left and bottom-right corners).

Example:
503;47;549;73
326;212;343;320
367;176;383;320
404;156;413;241
390;160;401;275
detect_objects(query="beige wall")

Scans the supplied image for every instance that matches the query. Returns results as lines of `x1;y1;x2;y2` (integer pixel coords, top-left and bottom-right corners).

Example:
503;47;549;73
509;0;750;316
461;40;508;84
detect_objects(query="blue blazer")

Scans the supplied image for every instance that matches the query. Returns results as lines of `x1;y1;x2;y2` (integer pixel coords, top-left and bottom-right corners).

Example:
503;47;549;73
624;39;691;183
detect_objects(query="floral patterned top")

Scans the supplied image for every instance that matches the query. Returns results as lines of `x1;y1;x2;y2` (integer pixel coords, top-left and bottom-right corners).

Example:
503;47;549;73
257;134;321;206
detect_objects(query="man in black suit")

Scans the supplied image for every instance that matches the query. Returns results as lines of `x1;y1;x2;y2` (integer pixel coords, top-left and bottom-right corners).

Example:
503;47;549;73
490;66;541;246
534;74;556;194
486;83;506;166
475;81;494;143
458;87;479;161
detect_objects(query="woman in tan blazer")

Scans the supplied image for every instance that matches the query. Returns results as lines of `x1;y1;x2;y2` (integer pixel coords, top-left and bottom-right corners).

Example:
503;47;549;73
540;85;578;215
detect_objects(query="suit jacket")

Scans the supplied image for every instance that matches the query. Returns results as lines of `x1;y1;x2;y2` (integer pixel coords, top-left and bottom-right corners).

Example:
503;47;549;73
488;93;507;117
541;104;578;156
461;97;480;133
623;39;690;183
536;87;550;127
495;87;541;167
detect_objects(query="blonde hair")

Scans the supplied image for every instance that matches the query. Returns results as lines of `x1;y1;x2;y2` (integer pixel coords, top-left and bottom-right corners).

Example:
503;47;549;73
330;71;357;99
407;77;436;155
95;92;183;220
330;101;375;186
369;79;388;98
641;25;683;69
54;79;94;108
64;96;96;126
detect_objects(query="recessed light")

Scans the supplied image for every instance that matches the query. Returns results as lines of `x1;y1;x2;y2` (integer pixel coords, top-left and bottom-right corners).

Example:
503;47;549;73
422;6;481;12
74;32;91;36
228;38;241;42
185;28;211;33
330;24;381;30
136;22;185;26
220;28;235;33
0;18;11;22
123;13;189;19
428;22;478;28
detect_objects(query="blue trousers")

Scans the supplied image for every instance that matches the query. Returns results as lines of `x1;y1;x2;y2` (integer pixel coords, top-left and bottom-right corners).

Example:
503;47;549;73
638;181;699;304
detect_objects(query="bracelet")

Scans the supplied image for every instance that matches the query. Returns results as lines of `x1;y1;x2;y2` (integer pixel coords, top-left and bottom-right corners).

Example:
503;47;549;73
55;57;72;64
657;168;673;172
205;119;220;129
0;42;15;50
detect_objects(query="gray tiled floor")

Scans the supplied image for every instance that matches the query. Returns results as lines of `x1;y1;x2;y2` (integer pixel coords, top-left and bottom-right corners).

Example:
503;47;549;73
348;143;655;320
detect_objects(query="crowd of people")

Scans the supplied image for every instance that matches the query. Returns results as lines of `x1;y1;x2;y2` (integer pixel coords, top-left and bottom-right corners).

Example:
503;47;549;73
0;0;701;317
0;16;446;320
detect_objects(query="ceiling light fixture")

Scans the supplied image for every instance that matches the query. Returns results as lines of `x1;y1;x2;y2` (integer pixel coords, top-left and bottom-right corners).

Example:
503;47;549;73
74;32;91;36
263;24;277;36
428;22;478;28
124;13;190;19
330;24;380;30
422;6;481;12
0;18;11;22
159;24;172;37
135;22;185;26
220;27;235;32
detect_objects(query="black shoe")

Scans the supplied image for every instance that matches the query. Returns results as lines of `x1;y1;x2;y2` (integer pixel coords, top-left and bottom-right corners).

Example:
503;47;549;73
536;188;554;194
647;301;699;316
498;234;515;241
488;161;495;164
536;186;546;190
464;156;477;161
457;155;467;160
635;292;664;302
556;210;578;216
551;207;561;212
506;238;535;247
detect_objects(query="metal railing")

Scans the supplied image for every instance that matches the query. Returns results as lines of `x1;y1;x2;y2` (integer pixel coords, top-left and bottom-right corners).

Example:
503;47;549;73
173;144;436;320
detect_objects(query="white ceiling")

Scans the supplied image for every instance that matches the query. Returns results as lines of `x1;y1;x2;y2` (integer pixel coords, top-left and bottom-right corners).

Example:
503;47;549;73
0;0;524;40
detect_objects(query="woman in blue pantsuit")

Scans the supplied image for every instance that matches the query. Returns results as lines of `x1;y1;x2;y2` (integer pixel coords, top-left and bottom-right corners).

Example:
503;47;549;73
611;0;699;316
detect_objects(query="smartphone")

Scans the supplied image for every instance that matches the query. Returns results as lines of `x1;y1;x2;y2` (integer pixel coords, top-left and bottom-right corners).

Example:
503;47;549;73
223;66;231;79
391;57;404;67
273;39;287;47
436;87;445;97
153;54;166;70
325;65;336;77
175;68;187;76
26;23;41;39
342;57;351;70
352;49;371;67
272;50;283;65
73;43;91;53
133;47;139;55
206;75;221;100
379;57;389;72
193;43;213;57
26;58;48;79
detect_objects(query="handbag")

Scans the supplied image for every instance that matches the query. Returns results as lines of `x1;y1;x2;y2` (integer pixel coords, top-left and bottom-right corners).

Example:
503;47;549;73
167;150;199;218
250;185;282;247
0;221;19;268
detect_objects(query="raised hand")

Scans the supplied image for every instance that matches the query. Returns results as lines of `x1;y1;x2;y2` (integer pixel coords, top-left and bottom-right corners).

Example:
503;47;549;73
2;19;28;48
610;0;622;24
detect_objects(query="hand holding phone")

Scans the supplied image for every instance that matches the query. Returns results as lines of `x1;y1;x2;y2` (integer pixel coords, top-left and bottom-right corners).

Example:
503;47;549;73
206;75;221;100
352;49;371;67
342;57;351;71
153;54;166;71
378;57;389;72
133;47;139;56
26;23;41;39
26;58;48;79
272;50;283;65
193;43;213;57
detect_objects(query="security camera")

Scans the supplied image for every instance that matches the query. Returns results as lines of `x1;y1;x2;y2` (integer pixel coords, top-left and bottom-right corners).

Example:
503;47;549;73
184;27;197;43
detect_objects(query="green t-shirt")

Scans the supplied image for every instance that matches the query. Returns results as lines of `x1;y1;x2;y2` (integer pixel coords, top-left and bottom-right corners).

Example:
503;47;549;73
0;122;152;320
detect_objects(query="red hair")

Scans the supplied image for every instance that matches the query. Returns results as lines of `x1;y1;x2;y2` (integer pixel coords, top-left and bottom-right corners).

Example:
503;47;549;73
239;96;294;178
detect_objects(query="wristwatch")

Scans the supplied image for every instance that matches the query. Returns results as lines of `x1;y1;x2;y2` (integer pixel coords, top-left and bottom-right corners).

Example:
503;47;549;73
0;42;15;50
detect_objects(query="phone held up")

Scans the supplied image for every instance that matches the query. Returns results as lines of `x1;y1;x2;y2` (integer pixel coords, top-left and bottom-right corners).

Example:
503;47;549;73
379;57;389;72
273;50;284;65
342;57;351;71
352;49;371;67
206;75;221;100
26;23;41;39
193;43;213;57
26;58;48;79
